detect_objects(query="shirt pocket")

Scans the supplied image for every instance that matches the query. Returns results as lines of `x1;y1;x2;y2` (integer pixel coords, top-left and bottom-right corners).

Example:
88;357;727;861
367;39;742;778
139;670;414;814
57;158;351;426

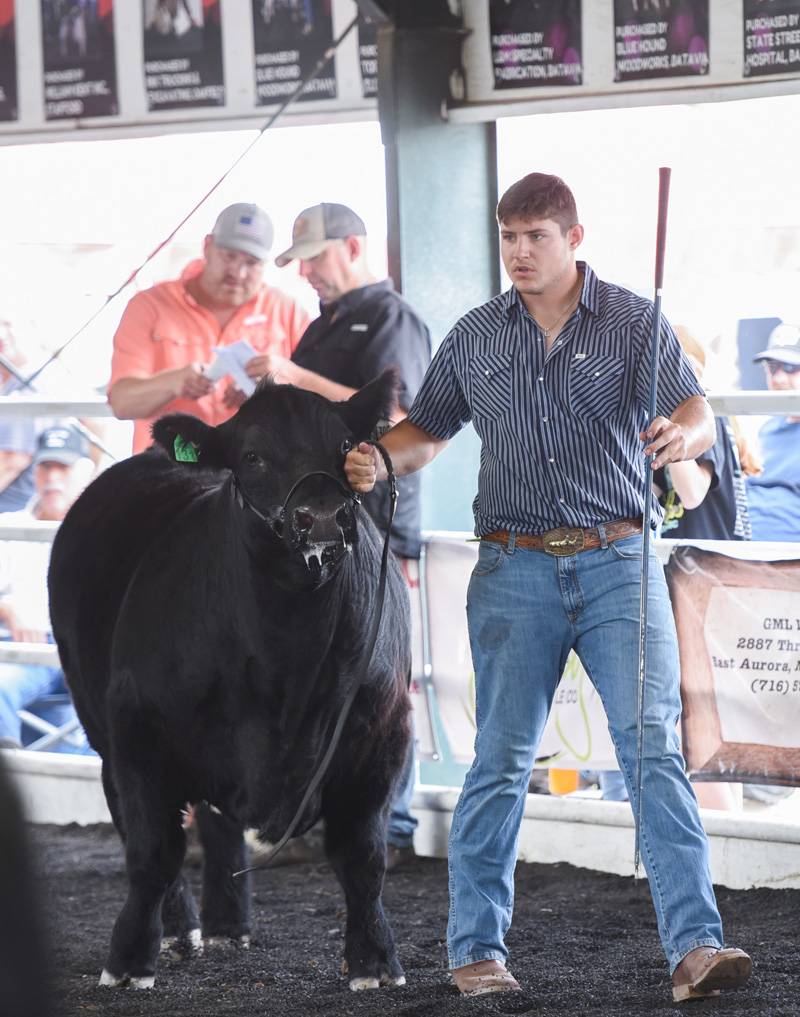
568;355;625;421
151;328;208;369
469;353;514;421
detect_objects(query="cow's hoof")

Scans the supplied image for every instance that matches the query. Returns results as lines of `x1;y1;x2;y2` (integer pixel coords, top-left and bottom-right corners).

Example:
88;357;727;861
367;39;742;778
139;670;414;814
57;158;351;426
204;934;250;951
161;928;203;960
350;976;380;991
99;969;155;989
348;972;405;991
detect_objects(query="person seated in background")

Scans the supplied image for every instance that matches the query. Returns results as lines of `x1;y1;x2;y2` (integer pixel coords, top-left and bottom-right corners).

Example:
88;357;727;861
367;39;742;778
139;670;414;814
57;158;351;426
747;324;800;542
0;426;95;753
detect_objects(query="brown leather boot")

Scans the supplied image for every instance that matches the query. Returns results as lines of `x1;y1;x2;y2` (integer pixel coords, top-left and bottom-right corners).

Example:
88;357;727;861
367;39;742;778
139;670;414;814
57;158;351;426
672;947;752;1002
450;959;521;997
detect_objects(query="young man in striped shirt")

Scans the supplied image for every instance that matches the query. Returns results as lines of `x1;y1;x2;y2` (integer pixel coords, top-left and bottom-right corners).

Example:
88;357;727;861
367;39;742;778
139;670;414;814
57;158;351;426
345;173;751;1003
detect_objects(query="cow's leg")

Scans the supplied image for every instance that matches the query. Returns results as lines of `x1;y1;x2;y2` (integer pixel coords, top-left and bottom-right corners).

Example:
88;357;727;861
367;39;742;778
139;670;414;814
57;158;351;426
325;801;405;990
100;784;186;989
195;803;252;947
160;872;202;960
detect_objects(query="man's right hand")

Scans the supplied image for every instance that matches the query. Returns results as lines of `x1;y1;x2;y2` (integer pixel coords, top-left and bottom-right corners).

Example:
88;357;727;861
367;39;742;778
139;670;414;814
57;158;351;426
176;362;215;400
345;443;384;493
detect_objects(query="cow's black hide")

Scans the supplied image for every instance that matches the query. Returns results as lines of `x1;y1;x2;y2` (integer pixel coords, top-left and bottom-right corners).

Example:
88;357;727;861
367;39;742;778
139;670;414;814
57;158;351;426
48;372;412;991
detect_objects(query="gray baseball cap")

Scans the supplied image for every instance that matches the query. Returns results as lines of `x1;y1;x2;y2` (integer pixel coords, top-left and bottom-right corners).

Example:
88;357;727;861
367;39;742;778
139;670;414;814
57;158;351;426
275;203;367;267
33;426;89;467
211;203;274;261
753;323;800;367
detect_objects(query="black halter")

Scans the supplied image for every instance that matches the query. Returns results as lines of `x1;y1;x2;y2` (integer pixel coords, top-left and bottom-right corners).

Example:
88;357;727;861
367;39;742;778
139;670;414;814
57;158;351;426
233;441;397;877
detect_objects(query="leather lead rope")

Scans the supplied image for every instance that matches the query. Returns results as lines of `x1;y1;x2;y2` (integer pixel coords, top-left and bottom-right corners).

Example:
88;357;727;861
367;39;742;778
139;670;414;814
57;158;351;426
234;441;397;877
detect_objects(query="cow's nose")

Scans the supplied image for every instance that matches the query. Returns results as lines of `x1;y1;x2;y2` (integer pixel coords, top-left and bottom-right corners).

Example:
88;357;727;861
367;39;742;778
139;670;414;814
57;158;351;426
292;509;314;534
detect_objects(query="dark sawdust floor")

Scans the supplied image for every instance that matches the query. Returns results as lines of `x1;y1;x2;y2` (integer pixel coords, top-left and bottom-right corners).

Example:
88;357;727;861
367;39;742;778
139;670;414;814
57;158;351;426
32;823;799;1017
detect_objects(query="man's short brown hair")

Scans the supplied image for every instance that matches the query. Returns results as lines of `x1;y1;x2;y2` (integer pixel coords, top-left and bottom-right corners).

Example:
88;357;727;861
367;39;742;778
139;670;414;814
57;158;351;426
496;173;578;234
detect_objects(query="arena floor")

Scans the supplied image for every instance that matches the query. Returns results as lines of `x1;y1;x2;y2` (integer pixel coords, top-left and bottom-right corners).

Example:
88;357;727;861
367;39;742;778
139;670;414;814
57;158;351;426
37;823;797;1017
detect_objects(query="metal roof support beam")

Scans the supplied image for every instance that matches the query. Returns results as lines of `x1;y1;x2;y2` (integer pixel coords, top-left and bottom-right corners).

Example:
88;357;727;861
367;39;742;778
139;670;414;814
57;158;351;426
374;14;497;530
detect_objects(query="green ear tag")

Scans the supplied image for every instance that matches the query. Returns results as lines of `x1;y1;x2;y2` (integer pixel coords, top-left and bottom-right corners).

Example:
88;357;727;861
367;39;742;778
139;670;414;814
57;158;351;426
174;435;199;462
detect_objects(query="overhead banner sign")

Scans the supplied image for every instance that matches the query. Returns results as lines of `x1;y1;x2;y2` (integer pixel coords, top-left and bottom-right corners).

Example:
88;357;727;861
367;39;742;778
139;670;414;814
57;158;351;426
489;0;583;89
252;0;336;106
614;0;710;82
743;0;800;77
40;0;118;120
0;0;17;121
358;16;378;99
143;0;225;111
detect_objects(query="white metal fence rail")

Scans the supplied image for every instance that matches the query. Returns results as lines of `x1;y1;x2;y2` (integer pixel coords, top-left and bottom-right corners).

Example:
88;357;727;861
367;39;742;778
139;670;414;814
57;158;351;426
0;390;796;672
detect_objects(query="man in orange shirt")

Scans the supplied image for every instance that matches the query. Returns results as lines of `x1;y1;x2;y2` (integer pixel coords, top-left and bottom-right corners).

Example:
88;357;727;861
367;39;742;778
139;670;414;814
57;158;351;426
108;203;310;453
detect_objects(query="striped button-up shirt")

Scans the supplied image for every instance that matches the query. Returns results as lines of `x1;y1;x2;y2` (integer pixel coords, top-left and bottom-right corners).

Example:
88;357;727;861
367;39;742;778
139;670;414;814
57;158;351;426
407;262;704;536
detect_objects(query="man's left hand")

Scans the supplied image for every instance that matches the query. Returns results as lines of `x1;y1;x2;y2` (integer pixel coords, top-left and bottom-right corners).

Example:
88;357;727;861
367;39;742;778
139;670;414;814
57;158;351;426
245;353;296;385
640;416;690;469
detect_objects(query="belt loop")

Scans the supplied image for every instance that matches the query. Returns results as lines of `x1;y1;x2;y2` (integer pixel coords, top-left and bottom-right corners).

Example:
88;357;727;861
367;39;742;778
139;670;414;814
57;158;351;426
597;523;608;549
507;529;517;554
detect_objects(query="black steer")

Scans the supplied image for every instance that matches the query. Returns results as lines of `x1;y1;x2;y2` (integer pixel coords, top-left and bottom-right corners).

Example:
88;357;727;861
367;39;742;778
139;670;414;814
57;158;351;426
48;372;412;991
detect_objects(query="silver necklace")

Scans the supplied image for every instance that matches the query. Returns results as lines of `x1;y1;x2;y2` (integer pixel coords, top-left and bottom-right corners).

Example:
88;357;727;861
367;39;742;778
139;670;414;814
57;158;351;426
534;287;581;338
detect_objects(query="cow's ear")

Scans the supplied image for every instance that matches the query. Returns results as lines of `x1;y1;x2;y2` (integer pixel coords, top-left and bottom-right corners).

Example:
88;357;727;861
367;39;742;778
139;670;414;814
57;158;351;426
151;414;229;468
338;368;399;441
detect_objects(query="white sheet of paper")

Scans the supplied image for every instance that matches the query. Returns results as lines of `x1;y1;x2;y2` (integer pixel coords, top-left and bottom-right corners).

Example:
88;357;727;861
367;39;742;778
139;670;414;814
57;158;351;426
205;340;258;396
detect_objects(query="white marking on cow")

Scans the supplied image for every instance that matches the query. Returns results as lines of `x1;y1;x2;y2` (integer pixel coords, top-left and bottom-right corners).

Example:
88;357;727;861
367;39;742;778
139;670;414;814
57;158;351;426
350;976;380;990
129;975;156;989
301;542;328;570
99;969;155;989
204;934;250;950
160;928;203;959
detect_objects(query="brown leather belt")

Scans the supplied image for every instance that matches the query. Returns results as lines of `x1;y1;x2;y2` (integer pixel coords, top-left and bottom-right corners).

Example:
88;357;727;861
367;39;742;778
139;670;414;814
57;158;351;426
482;518;643;557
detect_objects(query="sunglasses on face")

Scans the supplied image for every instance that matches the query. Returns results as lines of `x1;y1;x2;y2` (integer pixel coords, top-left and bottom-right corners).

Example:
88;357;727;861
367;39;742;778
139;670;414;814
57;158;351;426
764;360;800;376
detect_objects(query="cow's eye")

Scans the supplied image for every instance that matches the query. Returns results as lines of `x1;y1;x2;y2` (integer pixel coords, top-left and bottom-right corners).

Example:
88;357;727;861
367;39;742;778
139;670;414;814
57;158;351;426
244;451;260;465
340;438;353;455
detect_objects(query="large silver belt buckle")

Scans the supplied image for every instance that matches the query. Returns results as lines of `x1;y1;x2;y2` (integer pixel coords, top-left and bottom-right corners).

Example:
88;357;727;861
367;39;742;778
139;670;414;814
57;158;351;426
542;526;585;556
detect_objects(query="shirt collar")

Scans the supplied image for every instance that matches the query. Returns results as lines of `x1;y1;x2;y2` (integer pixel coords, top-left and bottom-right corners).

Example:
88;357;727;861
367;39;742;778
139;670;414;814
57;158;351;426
320;278;393;319
504;261;600;320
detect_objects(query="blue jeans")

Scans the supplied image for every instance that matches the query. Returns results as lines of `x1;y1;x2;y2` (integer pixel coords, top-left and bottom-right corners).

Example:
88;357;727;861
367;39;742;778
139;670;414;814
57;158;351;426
388;728;418;848
0;656;94;755
447;532;722;973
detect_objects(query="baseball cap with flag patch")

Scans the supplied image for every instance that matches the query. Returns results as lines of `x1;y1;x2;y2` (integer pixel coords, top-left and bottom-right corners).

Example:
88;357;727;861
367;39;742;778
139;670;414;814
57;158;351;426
275;203;367;267
211;203;274;262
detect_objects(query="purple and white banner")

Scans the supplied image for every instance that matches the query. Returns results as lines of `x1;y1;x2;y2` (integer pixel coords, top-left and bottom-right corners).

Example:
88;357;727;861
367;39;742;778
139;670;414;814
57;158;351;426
743;0;800;77
0;0;17;121
143;0;225;112
358;15;377;99
252;0;336;106
614;0;709;82
489;0;582;90
41;0;118;120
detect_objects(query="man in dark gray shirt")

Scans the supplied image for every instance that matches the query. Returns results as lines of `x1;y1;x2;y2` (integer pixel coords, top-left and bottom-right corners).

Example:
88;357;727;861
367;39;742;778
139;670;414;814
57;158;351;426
247;202;431;865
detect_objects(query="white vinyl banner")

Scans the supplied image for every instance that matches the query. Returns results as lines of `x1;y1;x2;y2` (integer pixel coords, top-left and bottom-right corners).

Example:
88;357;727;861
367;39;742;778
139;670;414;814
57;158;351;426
420;536;618;771
665;542;800;784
